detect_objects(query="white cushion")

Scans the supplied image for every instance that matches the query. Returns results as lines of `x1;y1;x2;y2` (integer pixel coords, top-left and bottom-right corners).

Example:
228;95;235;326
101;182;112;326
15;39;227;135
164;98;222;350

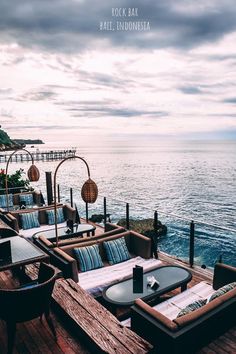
153;281;215;320
19;221;67;239
78;256;162;297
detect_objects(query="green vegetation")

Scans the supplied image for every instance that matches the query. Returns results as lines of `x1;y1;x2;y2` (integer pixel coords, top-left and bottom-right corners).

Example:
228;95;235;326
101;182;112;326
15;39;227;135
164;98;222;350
0;168;30;194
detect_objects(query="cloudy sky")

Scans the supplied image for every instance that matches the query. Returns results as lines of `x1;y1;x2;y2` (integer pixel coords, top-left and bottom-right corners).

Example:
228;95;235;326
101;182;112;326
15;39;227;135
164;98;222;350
1;0;236;144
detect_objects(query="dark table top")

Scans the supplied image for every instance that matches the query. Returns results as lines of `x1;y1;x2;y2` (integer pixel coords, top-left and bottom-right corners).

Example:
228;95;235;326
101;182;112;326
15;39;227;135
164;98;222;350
103;265;192;306
0;236;48;271
32;223;96;240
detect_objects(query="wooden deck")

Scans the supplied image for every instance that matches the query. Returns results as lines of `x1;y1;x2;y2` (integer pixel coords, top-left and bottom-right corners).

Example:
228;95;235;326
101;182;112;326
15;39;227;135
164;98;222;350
0;238;235;353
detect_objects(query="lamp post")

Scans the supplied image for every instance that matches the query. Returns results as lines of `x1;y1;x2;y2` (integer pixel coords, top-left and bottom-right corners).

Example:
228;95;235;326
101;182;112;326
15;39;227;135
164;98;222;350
5;148;40;211
53;156;98;247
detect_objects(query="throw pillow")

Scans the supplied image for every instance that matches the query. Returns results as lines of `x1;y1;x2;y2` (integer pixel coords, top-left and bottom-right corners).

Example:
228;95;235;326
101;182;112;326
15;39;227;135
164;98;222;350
20;211;40;230
19;193;34;206
104;237;130;265
0;194;13;208
46;208;65;225
177;299;207;318
74;244;104;272
209;282;236;302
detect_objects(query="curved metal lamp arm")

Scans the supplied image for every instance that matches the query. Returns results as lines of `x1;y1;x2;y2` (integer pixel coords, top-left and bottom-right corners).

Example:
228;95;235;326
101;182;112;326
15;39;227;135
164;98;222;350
5;148;35;211
53;155;91;247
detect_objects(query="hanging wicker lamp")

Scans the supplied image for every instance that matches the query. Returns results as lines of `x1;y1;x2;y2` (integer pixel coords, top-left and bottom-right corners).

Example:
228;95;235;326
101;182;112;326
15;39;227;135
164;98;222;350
81;178;98;203
27;164;40;182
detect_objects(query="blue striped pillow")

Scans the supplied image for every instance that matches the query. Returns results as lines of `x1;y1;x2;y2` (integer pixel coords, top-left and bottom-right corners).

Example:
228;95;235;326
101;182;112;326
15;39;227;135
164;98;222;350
20;211;40;230
74;244;103;272
46;208;65;225
104;237;130;265
209;282;236;302
0;194;13;207
177;299;207;318
19;194;34;205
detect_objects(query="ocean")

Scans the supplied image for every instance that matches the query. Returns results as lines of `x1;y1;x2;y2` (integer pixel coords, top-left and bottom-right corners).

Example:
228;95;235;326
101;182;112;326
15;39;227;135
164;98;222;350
4;140;236;268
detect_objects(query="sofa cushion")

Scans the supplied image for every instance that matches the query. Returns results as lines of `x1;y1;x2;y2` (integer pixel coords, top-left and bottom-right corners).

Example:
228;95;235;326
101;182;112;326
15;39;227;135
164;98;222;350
0;194;13;208
74;244;104;272
176;299;207;318
153;281;215;320
104;237;130;265
20;211;40;230
78;256;162;297
209;282;236;302
46;208;65;225
19;193;34;205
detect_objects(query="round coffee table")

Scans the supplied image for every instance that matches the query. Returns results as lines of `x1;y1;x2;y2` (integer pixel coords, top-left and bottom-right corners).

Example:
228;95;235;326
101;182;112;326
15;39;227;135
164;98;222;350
103;265;192;307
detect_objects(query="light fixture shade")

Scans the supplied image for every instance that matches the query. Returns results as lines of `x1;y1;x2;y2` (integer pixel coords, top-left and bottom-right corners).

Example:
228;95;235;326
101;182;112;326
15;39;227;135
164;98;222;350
81;178;98;203
28;164;40;182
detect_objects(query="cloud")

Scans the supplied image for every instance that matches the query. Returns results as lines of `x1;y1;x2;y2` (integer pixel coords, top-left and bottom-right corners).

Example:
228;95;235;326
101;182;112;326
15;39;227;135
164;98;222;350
223;97;236;104
179;86;204;94
1;0;236;53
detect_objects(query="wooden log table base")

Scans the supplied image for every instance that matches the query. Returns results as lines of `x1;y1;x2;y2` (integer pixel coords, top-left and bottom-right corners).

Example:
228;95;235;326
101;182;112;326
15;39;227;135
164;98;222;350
52;278;153;354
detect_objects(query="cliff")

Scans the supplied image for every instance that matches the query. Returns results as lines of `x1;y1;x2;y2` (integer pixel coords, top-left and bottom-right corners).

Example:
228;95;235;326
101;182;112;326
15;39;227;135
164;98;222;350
0;129;23;151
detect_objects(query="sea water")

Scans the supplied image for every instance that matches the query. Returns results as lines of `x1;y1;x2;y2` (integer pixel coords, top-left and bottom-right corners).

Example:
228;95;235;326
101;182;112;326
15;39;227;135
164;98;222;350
5;140;236;267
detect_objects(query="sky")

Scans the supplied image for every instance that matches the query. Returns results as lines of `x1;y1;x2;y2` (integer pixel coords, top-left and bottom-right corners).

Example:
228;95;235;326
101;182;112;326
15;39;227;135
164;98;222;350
0;0;236;145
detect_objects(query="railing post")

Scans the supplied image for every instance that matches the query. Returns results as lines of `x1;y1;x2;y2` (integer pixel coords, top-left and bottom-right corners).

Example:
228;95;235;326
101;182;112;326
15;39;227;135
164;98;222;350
189;220;195;267
86;202;89;223
126;203;130;230
57;184;60;203
70;187;73;207
45;171;53;205
153;211;159;259
103;197;107;226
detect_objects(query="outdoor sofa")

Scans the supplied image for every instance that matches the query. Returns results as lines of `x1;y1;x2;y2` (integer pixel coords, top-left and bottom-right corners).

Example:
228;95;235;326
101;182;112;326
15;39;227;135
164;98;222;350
34;222;126;251
130;262;236;354
8;204;76;239
0;190;42;210
49;229;162;297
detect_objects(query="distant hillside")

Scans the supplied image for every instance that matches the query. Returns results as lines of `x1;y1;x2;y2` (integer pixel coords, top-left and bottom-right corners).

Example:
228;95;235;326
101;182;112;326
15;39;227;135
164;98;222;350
0;128;22;150
13;139;44;145
0;129;12;145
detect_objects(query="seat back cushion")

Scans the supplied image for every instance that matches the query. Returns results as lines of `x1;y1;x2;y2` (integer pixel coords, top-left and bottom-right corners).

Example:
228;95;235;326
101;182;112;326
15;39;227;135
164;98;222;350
46;208;65;225
209;282;236;302
103;237;131;265
0;194;13;208
20;211;40;230
19;193;34;206
74;244;104;272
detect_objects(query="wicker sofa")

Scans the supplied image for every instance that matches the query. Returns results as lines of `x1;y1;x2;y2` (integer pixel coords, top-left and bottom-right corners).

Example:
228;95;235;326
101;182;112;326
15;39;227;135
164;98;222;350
50;229;162;297
0;190;43;210
8;204;76;239
34;222;126;251
130;262;236;354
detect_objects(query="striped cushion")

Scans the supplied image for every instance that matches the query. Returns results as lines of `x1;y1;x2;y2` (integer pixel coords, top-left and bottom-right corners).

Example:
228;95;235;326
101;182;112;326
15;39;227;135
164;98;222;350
74;244;103;272
46;208;65;225
19;193;34;205
177;299;207;318
209;282;236;302
0;194;13;207
20;211;40;230
104;237;130;265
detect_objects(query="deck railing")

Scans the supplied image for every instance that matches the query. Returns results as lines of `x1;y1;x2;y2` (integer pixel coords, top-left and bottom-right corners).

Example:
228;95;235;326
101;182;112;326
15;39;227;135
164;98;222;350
52;182;235;269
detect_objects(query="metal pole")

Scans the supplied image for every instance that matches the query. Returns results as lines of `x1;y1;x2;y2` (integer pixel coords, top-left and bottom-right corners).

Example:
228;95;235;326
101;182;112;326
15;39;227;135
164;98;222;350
57;184;60;203
45;172;53;205
70;187;73;207
103;197;107;226
86;202;89;223
153;211;158;259
189;220;195;267
126;203;130;230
